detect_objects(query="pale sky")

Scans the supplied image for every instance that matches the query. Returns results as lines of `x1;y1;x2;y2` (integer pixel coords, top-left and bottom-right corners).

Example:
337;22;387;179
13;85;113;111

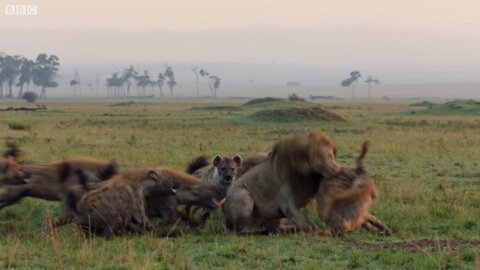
0;0;479;35
1;0;479;86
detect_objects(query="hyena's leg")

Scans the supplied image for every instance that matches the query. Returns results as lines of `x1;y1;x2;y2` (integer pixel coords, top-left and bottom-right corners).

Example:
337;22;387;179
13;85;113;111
362;213;392;236
51;206;74;227
130;205;154;233
0;185;29;209
199;208;214;224
224;187;254;232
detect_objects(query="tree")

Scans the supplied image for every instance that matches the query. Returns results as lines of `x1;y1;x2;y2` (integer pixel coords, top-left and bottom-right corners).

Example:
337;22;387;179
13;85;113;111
1;55;22;98
122;65;137;97
70;70;81;97
95;74;101;97
365;76;380;99
192;67;200;98
32;53;60;99
209;76;221;98
22;91;38;103
16;58;35;99
0;54;6;99
199;69;210;96
106;72;124;97
134;70;151;97
341;71;362;99
164;66;176;98
157;73;165;99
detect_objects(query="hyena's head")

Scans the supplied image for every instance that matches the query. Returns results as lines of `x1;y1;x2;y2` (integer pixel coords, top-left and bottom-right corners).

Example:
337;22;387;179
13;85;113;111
177;183;222;209
142;169;178;196
0;143;29;185
212;155;242;186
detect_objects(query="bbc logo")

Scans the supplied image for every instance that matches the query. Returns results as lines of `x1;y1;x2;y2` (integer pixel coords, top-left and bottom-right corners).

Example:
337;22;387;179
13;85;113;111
5;5;38;15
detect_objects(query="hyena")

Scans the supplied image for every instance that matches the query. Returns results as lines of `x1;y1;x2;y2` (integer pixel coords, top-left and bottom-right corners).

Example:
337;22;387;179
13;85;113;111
66;167;176;238
184;154;242;225
0;157;119;226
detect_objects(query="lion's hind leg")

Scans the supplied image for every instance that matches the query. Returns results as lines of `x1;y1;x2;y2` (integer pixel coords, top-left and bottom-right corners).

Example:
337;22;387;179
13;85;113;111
224;187;254;233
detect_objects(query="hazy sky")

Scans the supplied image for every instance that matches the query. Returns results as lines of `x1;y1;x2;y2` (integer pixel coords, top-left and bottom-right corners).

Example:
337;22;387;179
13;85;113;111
1;0;478;34
1;0;479;86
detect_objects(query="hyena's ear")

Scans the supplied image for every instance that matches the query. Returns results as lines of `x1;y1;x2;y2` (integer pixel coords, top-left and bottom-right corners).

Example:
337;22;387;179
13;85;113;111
212;155;222;167
148;170;159;181
356;142;369;174
59;162;72;183
4;143;20;163
99;161;119;180
233;155;242;167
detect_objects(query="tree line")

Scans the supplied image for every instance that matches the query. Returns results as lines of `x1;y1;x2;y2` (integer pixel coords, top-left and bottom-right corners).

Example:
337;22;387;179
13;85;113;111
0;53;60;100
103;66;221;98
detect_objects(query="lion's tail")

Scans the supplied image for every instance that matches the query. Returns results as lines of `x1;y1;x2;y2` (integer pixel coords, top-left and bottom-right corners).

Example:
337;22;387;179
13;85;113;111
186;155;209;174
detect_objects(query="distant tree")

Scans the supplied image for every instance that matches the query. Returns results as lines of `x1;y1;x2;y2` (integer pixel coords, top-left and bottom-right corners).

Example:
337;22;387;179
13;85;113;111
209;76;221;98
1;55;22;98
16;58;35;99
0;54;7;99
32;53;60;99
192;67;199;98
134;70;151;97
95;74;101;97
70;70;81;97
122;65;137;97
199;69;210;95
341;71;362;99
22;91;38;103
365;75;380;99
106;72;124;97
164;66;176;98
157;73;165;99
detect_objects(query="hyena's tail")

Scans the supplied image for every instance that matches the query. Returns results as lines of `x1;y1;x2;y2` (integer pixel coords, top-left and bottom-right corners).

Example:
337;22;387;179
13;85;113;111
186;155;209;174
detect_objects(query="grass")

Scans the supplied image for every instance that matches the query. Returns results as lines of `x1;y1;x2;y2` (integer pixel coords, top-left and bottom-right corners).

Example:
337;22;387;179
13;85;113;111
0;98;479;269
412;99;480;115
7;122;32;131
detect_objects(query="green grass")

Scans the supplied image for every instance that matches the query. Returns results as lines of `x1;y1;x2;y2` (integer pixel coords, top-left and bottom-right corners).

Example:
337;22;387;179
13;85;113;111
7;122;32;131
412;99;480;115
0;98;479;269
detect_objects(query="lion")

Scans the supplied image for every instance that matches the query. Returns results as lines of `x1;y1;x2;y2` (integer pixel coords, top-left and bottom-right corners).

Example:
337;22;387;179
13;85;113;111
235;152;269;178
0;156;119;226
184;154;242;225
224;131;340;233
66;167;177;238
223;131;390;235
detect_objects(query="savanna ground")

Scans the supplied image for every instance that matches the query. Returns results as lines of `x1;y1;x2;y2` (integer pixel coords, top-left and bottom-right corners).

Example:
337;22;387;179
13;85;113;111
0;97;479;269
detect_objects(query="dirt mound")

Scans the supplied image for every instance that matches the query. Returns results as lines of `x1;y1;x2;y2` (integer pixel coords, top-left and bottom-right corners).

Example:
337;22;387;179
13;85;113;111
242;97;286;107
247;106;344;123
420;100;480;115
410;101;436;108
190;106;243;111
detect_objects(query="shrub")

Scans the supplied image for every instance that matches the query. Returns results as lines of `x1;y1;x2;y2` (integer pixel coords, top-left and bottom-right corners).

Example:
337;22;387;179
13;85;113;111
22;91;38;103
8;122;32;131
